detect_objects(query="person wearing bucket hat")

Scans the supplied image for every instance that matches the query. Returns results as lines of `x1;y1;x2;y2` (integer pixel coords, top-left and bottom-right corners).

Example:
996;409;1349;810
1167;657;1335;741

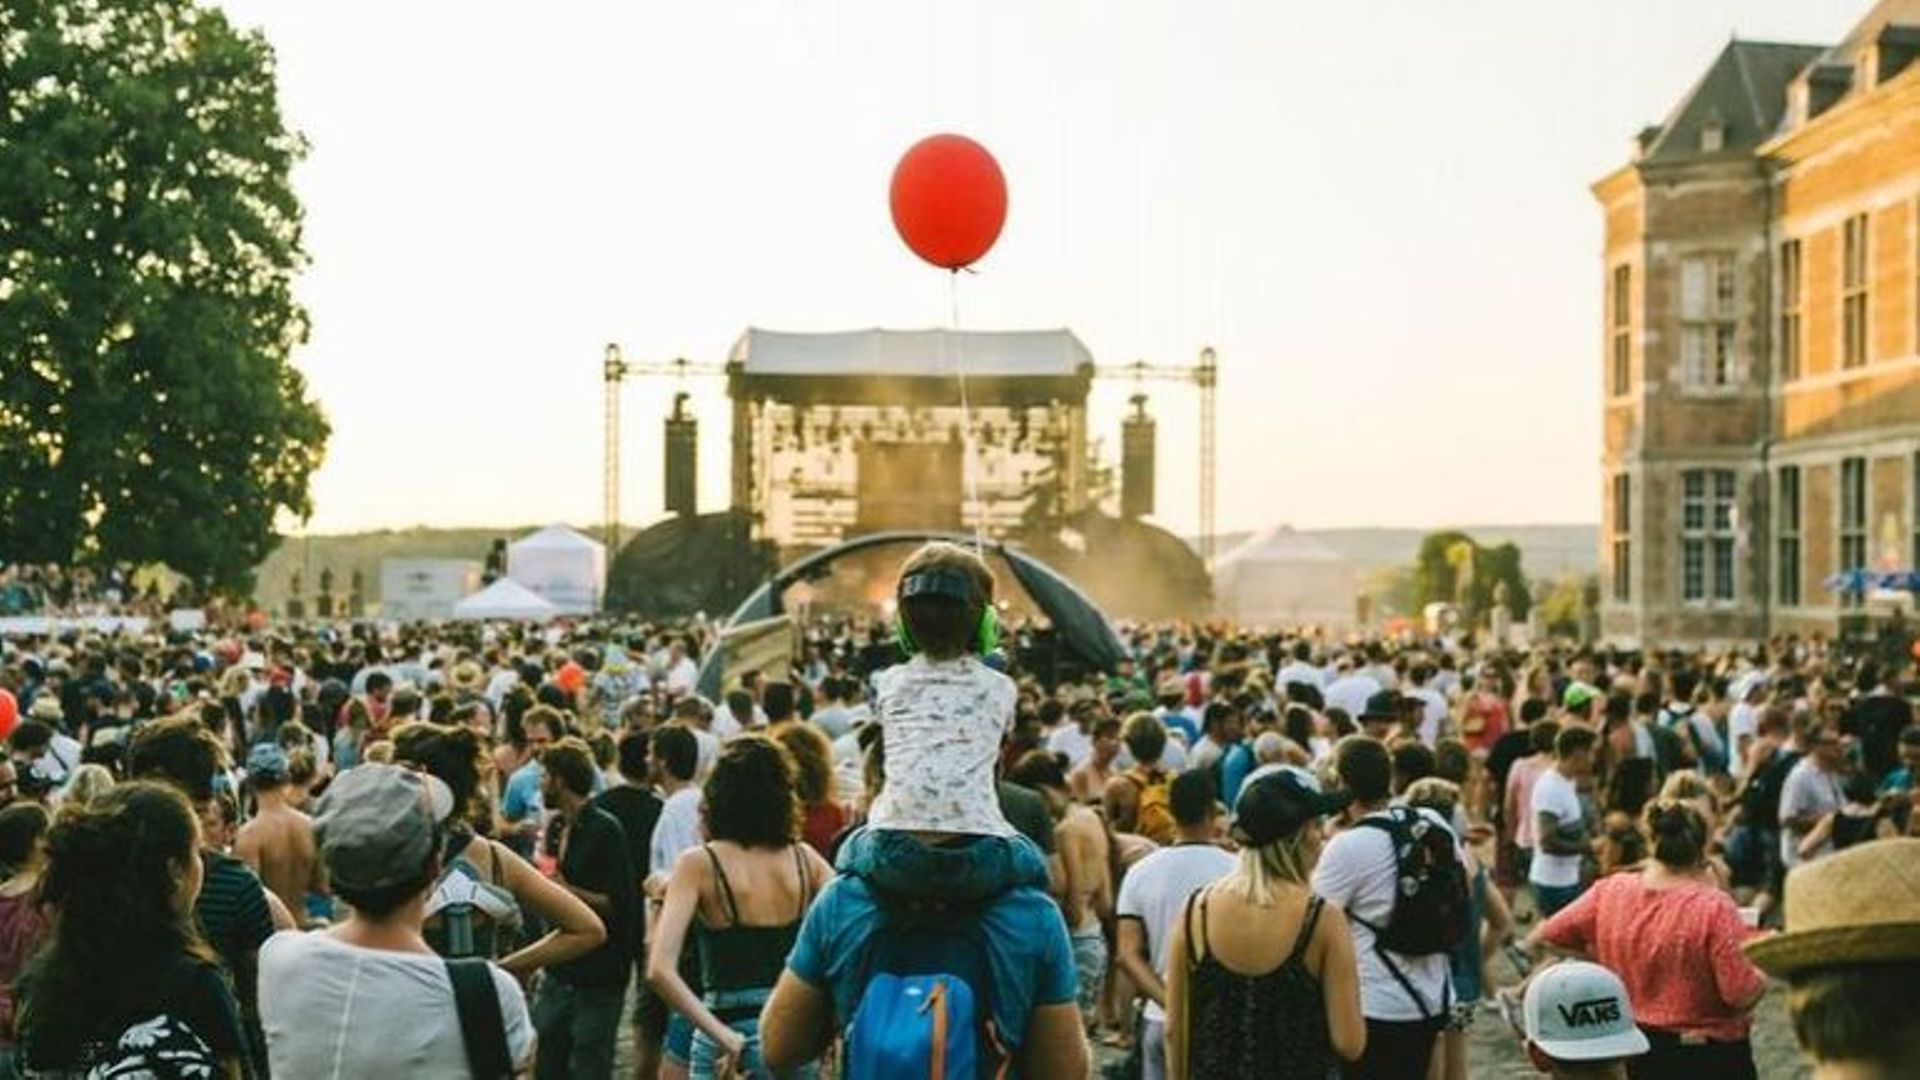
258;764;534;1077
1744;837;1920;1079
1165;767;1363;1077
1519;960;1649;1077
1358;690;1404;740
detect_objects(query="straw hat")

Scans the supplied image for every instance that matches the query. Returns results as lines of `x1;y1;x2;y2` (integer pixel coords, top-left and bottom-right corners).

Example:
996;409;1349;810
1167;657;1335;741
449;660;485;693
1745;838;1920;976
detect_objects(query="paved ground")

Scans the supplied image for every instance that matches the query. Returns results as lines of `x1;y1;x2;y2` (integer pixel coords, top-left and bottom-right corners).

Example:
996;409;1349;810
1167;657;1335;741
611;981;1809;1078
1460;981;1807;1079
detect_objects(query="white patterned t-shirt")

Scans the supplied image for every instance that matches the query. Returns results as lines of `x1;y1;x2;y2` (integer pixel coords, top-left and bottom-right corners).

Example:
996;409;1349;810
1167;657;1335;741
867;655;1018;836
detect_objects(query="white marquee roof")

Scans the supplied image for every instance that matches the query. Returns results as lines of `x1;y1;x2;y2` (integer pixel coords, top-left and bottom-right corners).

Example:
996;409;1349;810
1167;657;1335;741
730;327;1093;378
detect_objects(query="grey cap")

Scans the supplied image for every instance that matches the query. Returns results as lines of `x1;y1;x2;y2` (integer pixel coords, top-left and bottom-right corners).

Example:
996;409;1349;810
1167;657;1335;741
314;764;453;893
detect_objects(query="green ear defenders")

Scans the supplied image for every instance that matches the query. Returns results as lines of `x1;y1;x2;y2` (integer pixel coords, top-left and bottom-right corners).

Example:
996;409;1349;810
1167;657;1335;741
894;567;1000;657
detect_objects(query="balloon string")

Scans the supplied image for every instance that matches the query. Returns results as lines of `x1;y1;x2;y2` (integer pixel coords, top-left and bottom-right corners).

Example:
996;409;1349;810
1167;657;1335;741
951;269;984;555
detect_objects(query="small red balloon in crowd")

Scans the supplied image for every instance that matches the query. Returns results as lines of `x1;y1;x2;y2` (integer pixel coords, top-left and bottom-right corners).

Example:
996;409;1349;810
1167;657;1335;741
0;689;15;742
889;134;1008;270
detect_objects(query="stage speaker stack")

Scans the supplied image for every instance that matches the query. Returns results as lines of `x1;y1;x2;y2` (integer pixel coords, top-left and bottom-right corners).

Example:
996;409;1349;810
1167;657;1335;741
1121;393;1155;520
665;392;698;517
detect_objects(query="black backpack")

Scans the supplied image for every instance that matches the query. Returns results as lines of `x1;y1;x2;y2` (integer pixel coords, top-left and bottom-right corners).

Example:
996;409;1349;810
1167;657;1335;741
1354;808;1471;955
1741;748;1803;830
1349;808;1470;1017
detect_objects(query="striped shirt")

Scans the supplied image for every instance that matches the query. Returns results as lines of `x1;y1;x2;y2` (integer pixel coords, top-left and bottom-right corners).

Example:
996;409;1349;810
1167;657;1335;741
196;851;273;1073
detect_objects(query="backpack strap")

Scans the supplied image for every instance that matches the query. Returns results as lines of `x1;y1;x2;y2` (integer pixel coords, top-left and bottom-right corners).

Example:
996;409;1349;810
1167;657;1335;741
445;957;513;1080
484;839;508;888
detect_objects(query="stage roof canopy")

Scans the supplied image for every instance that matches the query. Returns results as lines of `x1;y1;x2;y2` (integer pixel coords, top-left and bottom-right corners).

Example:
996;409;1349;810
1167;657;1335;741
728;328;1094;406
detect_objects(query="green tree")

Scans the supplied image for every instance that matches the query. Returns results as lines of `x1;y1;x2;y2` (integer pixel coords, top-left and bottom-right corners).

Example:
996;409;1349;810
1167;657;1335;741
1412;531;1531;624
1539;573;1589;639
0;0;327;593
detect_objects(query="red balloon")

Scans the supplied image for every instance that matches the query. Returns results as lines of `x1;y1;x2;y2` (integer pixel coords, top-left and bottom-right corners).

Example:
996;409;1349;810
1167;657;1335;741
890;134;1008;270
0;689;14;743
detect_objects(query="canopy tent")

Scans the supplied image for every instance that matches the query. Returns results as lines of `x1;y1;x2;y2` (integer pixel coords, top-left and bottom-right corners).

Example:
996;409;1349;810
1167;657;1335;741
451;578;560;621
507;525;606;615
1212;526;1359;629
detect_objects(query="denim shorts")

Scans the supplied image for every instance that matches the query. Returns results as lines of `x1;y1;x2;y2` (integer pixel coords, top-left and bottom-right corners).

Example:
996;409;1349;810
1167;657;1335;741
688;988;819;1080
665;1013;693;1067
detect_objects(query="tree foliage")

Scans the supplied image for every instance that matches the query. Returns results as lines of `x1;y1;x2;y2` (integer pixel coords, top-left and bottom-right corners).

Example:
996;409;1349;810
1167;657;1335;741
1412;530;1532;624
1539;573;1596;640
0;0;327;593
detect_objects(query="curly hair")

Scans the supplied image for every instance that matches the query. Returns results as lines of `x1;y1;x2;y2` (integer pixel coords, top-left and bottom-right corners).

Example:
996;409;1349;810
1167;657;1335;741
393;722;488;826
770;722;836;809
21;781;213;1068
702;734;800;849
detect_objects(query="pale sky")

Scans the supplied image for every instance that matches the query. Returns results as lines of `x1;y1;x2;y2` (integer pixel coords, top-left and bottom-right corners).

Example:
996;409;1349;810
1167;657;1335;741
218;0;1868;540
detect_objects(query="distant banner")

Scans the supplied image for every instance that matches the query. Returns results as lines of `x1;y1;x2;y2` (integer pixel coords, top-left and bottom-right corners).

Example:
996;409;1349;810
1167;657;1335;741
716;615;797;696
0;616;153;637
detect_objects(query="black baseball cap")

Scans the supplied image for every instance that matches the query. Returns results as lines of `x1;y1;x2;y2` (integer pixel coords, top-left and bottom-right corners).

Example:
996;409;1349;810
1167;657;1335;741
1231;767;1353;847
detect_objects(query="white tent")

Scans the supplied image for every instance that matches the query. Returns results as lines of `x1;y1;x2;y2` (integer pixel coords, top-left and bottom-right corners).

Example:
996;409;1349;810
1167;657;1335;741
1212;527;1358;629
451;578;561;621
506;525;606;615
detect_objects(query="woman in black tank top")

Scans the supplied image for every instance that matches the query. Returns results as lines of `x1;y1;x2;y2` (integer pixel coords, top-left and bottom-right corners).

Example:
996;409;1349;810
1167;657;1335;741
646;736;835;1080
1165;769;1365;1078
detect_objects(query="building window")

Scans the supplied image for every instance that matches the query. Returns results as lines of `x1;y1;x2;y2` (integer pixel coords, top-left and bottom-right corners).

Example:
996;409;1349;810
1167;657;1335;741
1843;214;1870;369
1680;254;1738;389
1681;468;1737;602
1610;264;1631;397
1778;465;1801;607
1779;239;1802;382
1840;456;1868;607
1611;473;1631;602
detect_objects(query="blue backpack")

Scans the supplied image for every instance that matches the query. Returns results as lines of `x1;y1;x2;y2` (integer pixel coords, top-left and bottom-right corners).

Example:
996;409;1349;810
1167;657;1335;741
845;891;1005;1080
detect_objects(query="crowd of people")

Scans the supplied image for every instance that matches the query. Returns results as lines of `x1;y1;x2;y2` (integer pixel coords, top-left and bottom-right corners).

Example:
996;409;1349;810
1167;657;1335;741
0;543;1914;1078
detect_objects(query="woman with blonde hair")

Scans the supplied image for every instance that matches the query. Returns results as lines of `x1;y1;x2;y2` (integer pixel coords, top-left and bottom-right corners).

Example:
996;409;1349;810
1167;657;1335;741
58;763;116;812
1403;777;1514;1080
1166;768;1364;1078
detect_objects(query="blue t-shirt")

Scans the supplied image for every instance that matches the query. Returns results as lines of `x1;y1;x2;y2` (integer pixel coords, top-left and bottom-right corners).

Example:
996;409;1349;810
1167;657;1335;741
1161;711;1199;748
785;877;1077;1053
502;760;544;822
1217;740;1256;805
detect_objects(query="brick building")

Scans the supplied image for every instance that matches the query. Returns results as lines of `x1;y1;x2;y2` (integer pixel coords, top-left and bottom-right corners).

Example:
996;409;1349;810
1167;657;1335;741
1597;0;1920;645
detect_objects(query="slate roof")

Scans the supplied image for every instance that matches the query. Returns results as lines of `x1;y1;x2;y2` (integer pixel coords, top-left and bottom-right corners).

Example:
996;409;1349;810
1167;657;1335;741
1642;40;1825;163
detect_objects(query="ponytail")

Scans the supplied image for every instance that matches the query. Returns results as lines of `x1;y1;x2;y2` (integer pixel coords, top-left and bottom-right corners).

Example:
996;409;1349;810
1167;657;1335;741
1642;798;1707;869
